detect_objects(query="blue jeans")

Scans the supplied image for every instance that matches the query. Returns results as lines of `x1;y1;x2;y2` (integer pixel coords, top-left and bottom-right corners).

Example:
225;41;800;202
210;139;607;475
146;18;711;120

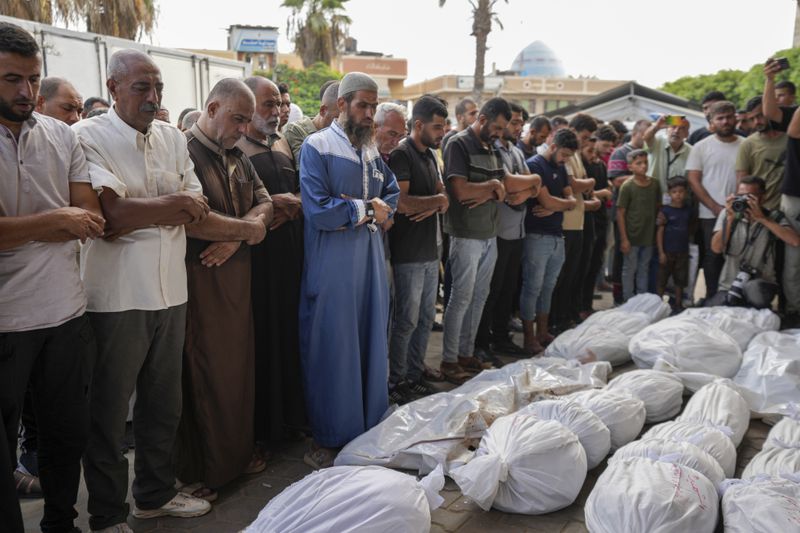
442;237;497;363
622;245;653;301
388;260;439;386
520;233;565;320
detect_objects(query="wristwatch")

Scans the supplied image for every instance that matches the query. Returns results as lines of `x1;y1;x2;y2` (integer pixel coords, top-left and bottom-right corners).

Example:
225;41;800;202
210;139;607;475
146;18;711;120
365;201;375;219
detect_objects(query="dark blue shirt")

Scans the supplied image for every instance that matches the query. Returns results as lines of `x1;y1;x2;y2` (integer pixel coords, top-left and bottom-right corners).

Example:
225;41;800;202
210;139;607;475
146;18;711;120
525;154;568;236
661;204;691;253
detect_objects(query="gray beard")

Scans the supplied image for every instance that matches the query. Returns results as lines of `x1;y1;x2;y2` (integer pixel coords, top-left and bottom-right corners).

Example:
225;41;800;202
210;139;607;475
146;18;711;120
341;117;374;149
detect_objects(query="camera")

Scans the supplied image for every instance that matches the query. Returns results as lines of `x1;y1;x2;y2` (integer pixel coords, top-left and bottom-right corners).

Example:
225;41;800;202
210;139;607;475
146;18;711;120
731;194;751;214
727;264;759;306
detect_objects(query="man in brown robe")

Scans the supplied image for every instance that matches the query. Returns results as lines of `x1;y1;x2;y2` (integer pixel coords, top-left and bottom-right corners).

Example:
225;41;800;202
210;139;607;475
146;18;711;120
238;76;306;453
174;78;273;498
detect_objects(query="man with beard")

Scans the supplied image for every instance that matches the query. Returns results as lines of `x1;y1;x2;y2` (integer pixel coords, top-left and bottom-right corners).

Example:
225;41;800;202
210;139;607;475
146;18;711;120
75;49;212;530
35;77;82;126
517;115;551;160
688;91;728;145
736;96;787;210
686;101;743;300
283;80;339;161
440;98;541;382
298;72;399;468
475;102;532;359
237;76;306;456
278;82;291;131
174;78;272;498
0;22;104;533
386;95;449;404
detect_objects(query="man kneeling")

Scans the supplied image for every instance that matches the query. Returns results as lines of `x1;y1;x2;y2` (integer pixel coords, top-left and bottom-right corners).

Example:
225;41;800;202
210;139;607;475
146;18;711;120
709;175;800;308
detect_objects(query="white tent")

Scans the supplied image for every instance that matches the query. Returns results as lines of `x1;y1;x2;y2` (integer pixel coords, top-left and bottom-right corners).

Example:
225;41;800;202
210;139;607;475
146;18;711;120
546;82;707;132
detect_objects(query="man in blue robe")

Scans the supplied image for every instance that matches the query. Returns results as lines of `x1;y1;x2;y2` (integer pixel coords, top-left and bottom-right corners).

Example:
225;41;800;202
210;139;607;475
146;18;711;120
299;72;400;468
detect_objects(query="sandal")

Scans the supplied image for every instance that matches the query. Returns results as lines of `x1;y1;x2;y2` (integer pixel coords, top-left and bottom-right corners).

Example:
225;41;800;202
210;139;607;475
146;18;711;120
243;455;267;475
303;447;337;469
439;362;472;385
14;469;42;499
176;481;219;503
422;366;446;383
458;356;493;373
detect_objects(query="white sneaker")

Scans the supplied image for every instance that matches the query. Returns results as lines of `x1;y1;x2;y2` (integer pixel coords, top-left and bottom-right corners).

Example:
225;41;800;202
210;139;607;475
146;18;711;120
92;524;134;533
132;492;212;519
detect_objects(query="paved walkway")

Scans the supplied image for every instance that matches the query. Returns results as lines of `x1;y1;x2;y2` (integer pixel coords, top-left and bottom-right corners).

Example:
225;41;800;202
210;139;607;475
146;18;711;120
21;292;771;532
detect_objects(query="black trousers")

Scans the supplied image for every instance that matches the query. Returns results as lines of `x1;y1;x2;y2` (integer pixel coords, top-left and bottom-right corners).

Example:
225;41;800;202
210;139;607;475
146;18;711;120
476;237;524;347
581;216;607;313
551;230;584;326
701;218;725;299
0;315;93;533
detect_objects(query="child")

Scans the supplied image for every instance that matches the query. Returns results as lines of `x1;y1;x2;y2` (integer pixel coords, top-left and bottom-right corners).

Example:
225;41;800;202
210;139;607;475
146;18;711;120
656;177;692;311
616;149;662;301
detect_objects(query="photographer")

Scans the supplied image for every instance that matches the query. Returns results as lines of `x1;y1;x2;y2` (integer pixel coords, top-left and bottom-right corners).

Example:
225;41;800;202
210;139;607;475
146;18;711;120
709;176;800;308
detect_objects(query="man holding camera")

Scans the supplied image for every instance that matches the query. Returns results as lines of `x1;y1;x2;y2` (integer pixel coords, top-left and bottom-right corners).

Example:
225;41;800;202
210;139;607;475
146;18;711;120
709;176;800;308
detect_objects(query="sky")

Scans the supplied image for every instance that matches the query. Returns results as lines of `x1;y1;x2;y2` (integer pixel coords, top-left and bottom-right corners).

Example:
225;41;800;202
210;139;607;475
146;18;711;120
149;0;797;88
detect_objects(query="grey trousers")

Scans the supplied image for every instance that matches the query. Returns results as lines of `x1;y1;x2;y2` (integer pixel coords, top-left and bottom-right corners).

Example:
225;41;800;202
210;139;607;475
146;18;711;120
83;305;185;531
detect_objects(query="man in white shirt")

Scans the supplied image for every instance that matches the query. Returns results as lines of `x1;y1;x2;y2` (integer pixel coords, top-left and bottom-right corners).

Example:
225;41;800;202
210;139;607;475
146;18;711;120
0;22;105;533
74;49;212;532
686;100;743;300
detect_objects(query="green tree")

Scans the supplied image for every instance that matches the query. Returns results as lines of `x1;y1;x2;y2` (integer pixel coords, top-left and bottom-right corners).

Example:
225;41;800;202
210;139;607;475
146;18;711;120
660;48;800;108
1;0;157;40
282;0;351;68
439;0;508;103
258;61;342;117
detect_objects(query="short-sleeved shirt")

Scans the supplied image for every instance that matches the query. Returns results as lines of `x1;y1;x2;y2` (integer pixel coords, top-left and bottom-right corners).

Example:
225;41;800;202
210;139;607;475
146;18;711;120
617;177;661;246
735;132;787;210
388;136;441;263
713;208;790;290
771;105;800;197
75;106;204;313
443;128;504;240
661;204;691;253
684;134;742;219
495;139;529;241
525;154;568;236
608;142;635;179
646;135;692;202
0;113;90;332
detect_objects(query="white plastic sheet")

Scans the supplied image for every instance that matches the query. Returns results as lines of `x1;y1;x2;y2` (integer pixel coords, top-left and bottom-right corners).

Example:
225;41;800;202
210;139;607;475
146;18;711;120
544;310;651;366
518;399;611;469
629;316;742;378
733;330;800;416
245;465;444;533
643;420;737;478
605;370;684;423
566;389;646;450
616;293;672;322
765;416;800;450
610;437;726;487
680;306;780;350
450;414;587;514
585;457;719;533
677;379;751;447
721;474;800;533
741;446;800;479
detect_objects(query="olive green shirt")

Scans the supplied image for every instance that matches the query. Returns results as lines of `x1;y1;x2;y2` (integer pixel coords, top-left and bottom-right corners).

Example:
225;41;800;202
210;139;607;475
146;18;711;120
282;116;317;162
617;176;662;246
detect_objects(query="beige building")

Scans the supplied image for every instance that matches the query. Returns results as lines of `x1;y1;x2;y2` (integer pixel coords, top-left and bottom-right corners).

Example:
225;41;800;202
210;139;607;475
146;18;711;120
401;74;627;116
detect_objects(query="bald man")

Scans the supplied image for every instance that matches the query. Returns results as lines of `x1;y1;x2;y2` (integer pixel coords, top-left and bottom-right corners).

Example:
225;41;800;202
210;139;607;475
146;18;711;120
173;78;273;496
74;48;212;530
237;76;306;454
35;76;82;125
283;80;340;161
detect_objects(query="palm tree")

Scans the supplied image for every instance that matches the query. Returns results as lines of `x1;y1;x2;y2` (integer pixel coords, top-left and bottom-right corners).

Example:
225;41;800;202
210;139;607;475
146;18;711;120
439;0;508;103
282;0;351;68
1;0;157;40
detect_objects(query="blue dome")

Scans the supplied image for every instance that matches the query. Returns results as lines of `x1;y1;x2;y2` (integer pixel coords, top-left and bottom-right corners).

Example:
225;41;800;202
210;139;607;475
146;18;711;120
510;41;566;77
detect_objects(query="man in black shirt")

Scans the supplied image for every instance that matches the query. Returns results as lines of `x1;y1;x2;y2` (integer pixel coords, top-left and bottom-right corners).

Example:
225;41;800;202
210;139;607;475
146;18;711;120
517;115;551;160
764;59;800;325
387;96;450;402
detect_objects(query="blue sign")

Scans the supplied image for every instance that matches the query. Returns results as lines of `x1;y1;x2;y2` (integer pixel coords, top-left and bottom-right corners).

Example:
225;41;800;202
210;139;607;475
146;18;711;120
237;38;277;53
